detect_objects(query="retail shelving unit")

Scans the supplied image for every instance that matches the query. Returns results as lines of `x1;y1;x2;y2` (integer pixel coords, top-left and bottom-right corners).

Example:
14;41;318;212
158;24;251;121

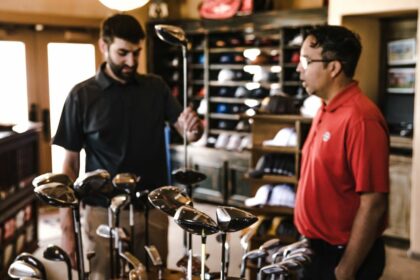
0;123;41;279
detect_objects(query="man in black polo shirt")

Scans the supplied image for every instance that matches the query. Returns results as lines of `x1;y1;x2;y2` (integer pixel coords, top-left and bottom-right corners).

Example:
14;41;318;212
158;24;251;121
52;14;203;279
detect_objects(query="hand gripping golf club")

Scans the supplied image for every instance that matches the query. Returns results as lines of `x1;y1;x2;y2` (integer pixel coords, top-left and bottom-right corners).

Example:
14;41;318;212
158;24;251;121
8;260;43;279
14;253;47;280
43;244;72;280
174;206;219;280
216;207;258;280
112;173;140;254
34;182;85;280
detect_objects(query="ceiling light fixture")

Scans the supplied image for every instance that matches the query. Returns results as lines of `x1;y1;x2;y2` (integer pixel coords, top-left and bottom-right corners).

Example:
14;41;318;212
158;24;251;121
99;0;150;11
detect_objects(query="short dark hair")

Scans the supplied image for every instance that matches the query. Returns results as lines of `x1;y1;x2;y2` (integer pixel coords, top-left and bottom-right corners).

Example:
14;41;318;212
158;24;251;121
305;25;362;78
101;14;145;45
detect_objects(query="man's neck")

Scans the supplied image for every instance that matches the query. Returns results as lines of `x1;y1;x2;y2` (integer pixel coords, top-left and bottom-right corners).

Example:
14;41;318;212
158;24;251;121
325;77;355;104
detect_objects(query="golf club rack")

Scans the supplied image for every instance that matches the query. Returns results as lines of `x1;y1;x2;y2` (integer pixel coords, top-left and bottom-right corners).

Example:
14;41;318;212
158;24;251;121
8;167;315;280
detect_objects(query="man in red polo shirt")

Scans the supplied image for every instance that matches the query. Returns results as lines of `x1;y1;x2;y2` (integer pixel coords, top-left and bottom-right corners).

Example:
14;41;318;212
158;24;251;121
295;25;389;280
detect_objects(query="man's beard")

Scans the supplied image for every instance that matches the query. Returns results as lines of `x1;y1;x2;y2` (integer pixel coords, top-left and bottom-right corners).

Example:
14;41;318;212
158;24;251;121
108;58;137;82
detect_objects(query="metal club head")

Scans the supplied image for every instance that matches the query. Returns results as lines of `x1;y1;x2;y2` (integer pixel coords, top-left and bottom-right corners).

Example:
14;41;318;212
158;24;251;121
96;224;129;242
259;263;288;278
174;206;219;236
172;168;207;186
148;186;192;217
112;173;140;196
155;24;187;47
43;244;71;264
34;182;79;208
216;206;258;233
14;253;47;280
32;173;73;188
110;193;130;214
8;260;42;279
260;238;282;251
73;169;112;197
240;249;268;278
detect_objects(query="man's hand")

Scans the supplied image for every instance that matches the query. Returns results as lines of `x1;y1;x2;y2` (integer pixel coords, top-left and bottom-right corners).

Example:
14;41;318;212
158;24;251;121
175;107;204;142
60;208;77;269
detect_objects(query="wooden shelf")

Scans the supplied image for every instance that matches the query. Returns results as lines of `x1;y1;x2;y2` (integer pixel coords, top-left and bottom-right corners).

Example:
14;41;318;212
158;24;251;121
241;205;295;216
252;145;299;154
210;113;242;120
390;135;413;149
253;114;312;123
209;46;279;53
210;97;263;104
209;129;250;136
244;173;298;184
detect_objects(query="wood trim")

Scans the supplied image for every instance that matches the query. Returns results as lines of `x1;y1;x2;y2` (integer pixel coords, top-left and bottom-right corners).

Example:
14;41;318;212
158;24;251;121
0;11;103;28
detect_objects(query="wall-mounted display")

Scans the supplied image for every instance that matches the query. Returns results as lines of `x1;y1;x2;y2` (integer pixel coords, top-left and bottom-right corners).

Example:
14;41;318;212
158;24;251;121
387;38;416;65
387;68;415;94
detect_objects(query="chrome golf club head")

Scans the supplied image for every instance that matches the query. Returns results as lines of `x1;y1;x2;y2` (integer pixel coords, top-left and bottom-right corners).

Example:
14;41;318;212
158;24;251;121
43;244;72;280
259;238;282;251
240;249;268;278
148;186;192;217
32;173;73;188
284;253;312;265
258;263;288;279
14;253;47;280
96;224;129;242
155;24;187;47
174;206;219;236
34;182;79;208
73;169;112;197
120;251;144;270
8;260;42;279
216;206;258;232
110;193;130;214
172;168;207;186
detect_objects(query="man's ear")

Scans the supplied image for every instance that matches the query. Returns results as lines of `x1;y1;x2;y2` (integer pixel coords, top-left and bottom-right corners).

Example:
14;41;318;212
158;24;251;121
329;60;342;78
98;38;108;55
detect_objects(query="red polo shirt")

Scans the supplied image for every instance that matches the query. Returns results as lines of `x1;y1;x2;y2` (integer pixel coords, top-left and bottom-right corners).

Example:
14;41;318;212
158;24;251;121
295;82;389;245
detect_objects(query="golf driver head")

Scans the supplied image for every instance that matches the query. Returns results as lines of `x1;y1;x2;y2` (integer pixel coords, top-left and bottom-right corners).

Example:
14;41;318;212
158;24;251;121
8;260;42;279
14;253;47;280
155;24;187;47
112;173;140;197
216;206;258;232
34;182;79;208
174;206;219;236
43;244;71;265
148;186;192;217
32;173;73;188
172;168;207;186
73;169;112;197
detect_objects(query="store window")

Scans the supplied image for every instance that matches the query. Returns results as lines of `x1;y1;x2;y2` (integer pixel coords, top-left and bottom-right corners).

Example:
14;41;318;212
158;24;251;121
0;41;28;124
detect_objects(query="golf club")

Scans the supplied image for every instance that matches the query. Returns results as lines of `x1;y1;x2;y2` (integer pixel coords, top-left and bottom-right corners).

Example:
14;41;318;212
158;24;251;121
258;263;288;280
14;253;47;280
216;206;258;280
32;173;73;189
43;244;72;280
34;182;85;280
174;206;219;280
240;249;268;279
8;260;43;279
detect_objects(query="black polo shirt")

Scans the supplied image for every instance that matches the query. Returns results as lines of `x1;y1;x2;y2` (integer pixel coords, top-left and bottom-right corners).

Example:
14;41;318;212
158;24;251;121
53;63;182;190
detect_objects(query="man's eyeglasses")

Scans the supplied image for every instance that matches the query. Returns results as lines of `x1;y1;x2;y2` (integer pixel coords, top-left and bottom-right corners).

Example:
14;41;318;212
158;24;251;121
299;56;334;70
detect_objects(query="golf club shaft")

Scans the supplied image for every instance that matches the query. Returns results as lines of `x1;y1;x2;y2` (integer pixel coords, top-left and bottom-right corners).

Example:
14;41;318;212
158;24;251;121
130;204;134;253
220;233;227;280
72;208;85;280
201;234;206;280
182;45;188;169
145;205;150;271
115;211;120;276
108;208;114;279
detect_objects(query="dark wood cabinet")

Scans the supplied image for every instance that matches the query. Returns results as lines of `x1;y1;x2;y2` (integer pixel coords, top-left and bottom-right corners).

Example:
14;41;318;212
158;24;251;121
0;123;41;279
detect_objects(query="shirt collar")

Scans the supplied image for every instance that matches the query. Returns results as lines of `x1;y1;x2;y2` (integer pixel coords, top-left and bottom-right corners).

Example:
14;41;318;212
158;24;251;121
95;62;142;89
324;81;360;112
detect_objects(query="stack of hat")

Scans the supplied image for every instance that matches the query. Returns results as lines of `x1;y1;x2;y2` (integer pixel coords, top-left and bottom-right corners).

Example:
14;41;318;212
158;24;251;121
263;127;297;147
245;184;295;208
248;154;295;178
214;133;251;152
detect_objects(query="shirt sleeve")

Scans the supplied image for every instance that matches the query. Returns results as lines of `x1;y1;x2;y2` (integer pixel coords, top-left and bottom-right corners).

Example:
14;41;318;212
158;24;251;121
347;119;390;193
52;90;84;152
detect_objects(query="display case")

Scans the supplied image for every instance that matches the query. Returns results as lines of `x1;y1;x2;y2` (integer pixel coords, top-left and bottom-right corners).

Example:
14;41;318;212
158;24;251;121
0;123;41;279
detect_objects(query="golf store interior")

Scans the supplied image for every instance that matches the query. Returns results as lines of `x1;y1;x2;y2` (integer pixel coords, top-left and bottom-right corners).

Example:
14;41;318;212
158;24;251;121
0;0;420;279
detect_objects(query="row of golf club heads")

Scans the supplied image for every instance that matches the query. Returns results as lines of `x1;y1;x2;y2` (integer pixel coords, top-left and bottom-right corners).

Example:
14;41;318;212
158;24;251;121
148;185;259;235
8;244;149;280
31;168;207;209
240;238;314;280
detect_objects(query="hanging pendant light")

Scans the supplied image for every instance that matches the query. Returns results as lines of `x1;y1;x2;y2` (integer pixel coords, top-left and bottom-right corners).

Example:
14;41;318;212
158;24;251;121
99;0;150;11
